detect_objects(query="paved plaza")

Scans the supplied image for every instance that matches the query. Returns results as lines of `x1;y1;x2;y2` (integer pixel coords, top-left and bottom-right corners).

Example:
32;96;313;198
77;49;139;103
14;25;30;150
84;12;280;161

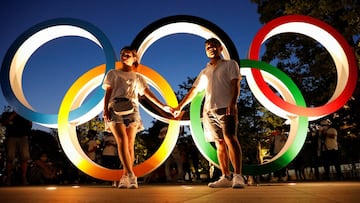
0;181;359;203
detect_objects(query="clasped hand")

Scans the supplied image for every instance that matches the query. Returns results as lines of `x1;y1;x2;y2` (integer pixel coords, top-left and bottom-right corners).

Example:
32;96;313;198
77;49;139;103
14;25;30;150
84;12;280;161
163;106;182;118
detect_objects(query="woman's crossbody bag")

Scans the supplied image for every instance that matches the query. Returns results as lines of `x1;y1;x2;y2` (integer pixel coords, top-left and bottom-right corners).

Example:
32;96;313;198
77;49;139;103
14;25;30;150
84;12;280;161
109;97;134;116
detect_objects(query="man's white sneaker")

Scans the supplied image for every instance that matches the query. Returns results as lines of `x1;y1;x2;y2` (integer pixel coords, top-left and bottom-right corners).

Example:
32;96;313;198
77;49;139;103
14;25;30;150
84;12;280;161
232;174;246;188
118;175;129;189
208;175;232;188
128;175;138;189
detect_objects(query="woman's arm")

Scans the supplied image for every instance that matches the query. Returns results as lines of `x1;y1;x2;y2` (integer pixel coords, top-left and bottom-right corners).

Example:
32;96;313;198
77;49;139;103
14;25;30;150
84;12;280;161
143;88;172;113
103;87;112;121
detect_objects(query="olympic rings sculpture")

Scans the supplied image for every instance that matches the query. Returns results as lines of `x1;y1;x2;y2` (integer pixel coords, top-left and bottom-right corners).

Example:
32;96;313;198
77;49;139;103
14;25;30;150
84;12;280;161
1;15;357;179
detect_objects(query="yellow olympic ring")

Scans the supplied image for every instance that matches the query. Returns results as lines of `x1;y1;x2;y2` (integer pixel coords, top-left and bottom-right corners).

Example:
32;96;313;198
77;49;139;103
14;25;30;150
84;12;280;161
58;62;180;180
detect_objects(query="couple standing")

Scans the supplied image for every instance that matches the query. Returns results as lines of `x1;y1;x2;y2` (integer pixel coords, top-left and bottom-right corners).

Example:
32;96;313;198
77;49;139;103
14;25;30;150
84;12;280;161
103;38;245;189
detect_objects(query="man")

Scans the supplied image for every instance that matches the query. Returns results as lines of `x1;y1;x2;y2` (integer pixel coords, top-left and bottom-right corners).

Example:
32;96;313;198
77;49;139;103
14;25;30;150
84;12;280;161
270;126;288;182
85;129;98;162
1;111;32;185
319;119;342;180
102;131;119;187
174;38;245;188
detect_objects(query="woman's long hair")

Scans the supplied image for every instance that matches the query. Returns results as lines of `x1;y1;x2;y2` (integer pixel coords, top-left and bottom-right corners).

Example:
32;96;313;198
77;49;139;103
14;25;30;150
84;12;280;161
120;46;139;68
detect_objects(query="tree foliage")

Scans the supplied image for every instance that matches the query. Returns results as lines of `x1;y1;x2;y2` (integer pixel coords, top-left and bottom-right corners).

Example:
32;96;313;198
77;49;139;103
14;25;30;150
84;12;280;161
250;0;360;163
252;0;360;106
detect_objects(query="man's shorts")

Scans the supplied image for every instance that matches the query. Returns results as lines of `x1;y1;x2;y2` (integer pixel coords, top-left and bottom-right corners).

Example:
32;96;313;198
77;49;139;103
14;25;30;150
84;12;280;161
204;108;237;142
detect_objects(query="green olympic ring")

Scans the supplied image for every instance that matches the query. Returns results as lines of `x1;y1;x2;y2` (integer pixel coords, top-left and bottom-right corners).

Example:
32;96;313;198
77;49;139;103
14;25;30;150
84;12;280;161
190;59;308;175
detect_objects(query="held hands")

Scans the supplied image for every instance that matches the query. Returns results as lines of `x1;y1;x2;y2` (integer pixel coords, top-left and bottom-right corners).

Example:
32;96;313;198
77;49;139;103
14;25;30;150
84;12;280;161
162;105;173;114
172;106;182;118
163;105;183;118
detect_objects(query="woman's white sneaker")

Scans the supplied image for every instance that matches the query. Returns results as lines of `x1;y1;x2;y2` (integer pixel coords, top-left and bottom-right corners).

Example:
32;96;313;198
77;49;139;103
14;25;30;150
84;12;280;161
118;175;129;189
128;175;138;189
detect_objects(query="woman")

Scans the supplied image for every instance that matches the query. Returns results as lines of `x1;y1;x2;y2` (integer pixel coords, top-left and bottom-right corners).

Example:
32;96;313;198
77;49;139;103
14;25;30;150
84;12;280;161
103;46;172;189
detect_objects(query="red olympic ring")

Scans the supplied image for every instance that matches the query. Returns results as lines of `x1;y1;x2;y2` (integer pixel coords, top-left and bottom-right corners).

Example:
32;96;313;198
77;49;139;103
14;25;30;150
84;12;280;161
248;15;358;119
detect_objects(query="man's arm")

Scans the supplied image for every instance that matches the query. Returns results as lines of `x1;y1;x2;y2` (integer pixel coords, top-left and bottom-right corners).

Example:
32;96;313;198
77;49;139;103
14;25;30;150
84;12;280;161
174;86;198;118
227;78;240;115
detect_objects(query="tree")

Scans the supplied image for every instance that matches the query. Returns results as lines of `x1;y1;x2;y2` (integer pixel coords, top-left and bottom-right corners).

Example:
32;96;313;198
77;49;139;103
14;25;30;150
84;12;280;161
251;0;360;164
238;81;285;164
252;0;359;105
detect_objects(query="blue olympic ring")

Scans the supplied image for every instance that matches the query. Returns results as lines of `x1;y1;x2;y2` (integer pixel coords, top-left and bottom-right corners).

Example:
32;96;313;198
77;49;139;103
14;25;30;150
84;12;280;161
0;18;116;126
